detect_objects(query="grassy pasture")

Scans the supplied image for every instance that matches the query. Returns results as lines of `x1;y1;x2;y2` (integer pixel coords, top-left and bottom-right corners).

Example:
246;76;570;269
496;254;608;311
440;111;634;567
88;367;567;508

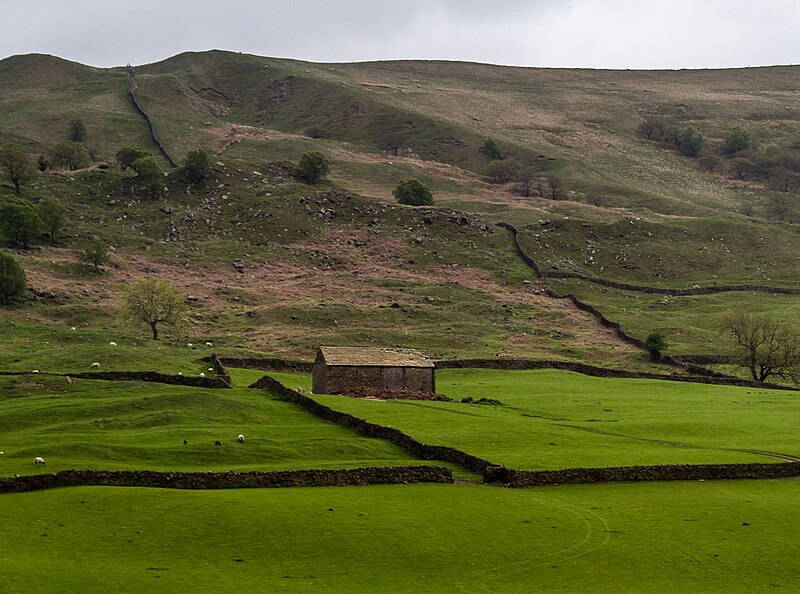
273;369;800;470
549;277;800;356
1;480;798;592
0;376;421;477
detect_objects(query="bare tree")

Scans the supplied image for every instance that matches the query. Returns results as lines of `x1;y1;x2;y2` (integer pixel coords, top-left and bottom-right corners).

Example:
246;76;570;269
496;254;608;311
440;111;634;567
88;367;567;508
547;176;562;200
718;309;800;383
517;170;533;197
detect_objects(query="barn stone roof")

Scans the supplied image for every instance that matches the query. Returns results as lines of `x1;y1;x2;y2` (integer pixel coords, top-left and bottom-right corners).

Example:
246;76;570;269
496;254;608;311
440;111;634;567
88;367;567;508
317;347;434;368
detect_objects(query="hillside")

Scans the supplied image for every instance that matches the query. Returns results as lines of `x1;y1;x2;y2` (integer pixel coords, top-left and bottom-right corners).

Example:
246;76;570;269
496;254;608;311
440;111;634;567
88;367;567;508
2;51;800;375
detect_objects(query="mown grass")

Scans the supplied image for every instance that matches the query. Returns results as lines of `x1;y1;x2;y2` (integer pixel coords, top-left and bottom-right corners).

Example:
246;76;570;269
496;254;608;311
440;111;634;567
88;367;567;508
275;369;800;469
0;376;421;477
1;480;798;592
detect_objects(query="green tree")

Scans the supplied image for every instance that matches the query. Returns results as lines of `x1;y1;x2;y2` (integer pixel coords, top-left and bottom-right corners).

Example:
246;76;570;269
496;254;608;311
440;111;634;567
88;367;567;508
481;137;503;160
637;117;666;140
50;141;90;170
678;127;704;157
393;179;434;206
132;155;164;197
0;143;36;194
36;154;49;172
121;277;186;340
644;331;668;361
295;152;330;184
718;309;800;383
116;146;151;170
0;250;26;306
728;157;757;180
723;126;751;154
486;158;519;183
183;149;212;185
76;238;110;272
38;197;66;242
69;119;87;142
0;195;42;248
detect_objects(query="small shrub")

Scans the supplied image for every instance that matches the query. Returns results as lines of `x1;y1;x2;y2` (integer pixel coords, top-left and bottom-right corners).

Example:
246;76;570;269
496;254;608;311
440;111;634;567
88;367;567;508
644;331;668;361
723;127;751;154
116;146;151;170
183;149;212;185
481;137;503;160
68;119;86;142
38;197;66;242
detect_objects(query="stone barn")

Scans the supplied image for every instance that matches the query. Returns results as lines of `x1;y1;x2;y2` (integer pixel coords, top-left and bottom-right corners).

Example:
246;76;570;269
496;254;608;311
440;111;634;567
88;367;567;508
312;347;435;395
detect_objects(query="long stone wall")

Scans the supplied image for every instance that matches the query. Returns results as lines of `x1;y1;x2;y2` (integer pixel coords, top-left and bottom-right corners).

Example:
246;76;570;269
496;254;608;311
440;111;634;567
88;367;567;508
126;66;178;168
249;374;498;474
203;356;313;372
71;370;231;389
493;461;800;487
0;466;453;494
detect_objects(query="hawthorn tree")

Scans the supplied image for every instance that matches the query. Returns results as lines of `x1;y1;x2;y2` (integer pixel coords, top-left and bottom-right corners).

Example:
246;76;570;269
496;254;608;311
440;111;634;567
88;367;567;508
644;331;668;361
76;238;110;272
295;152;330;184
50;141;90;170
183;149;212;185
38;197;66;242
121;277;186;340
132;155;164;197
393;179;434;206
116;146;151;170
0;250;26;306
481;137;503;160
69;119;87;142
718;309;800;383
0;143;36;194
0;195;42;248
381;131;407;156
723;126;751;154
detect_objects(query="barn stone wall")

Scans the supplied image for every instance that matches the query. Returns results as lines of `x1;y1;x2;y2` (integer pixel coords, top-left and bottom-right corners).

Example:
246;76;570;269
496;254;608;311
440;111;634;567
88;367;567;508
315;365;434;394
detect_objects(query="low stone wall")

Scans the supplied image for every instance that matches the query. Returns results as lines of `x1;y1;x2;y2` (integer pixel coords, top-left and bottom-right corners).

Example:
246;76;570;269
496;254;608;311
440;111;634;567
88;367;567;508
493;462;800;487
208;354;233;386
435;358;797;391
0;466;453;494
203;356;313;372
71;370;231;389
249;375;497;474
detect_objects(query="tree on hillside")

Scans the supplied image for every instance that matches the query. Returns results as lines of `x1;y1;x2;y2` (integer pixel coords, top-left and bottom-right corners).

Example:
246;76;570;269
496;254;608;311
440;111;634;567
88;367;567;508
295;152;330;184
0;143;36;194
517;170;534;197
678;127;704;157
121;277;186;340
183;149;212;185
723;126;751;154
718;309;800;383
0;250;26;306
38;197;66;242
486;158;519;184
644;331;668;361
393;179;434;206
37;154;49;173
69;119;87;142
116;146;151;170
50;141;90;170
381;131;407;156
0;195;42;248
481;137;503;160
76;238;110;273
132;155;164;198
637;117;666;140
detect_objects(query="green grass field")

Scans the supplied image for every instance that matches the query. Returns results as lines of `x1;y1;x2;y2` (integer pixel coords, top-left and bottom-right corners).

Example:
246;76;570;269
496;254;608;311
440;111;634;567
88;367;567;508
1;480;798;592
0;375;423;477
269;368;800;469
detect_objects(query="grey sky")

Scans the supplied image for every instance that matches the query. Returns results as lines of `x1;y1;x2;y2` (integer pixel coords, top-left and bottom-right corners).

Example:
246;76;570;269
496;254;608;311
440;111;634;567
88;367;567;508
3;0;800;69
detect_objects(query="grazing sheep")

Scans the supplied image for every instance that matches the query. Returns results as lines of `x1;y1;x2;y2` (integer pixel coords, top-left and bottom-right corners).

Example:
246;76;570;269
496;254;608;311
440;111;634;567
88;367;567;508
31;370;40;374
0;451;5;455
199;372;205;378
187;343;194;349
205;341;213;347
34;457;45;466
214;440;221;446
70;326;76;331
237;434;245;443
109;341;117;347
183;440;187;445
91;362;100;369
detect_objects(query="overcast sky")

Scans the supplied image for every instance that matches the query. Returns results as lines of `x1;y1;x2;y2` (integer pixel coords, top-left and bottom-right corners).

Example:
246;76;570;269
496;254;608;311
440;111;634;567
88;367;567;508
3;0;799;70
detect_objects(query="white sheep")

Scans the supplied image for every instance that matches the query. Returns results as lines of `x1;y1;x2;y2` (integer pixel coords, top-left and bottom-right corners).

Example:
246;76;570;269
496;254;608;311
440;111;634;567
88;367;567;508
187;343;194;348
237;434;245;443
109;341;117;347
91;362;100;369
31;369;40;374
34;457;45;466
205;341;213;347
199;372;205;377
